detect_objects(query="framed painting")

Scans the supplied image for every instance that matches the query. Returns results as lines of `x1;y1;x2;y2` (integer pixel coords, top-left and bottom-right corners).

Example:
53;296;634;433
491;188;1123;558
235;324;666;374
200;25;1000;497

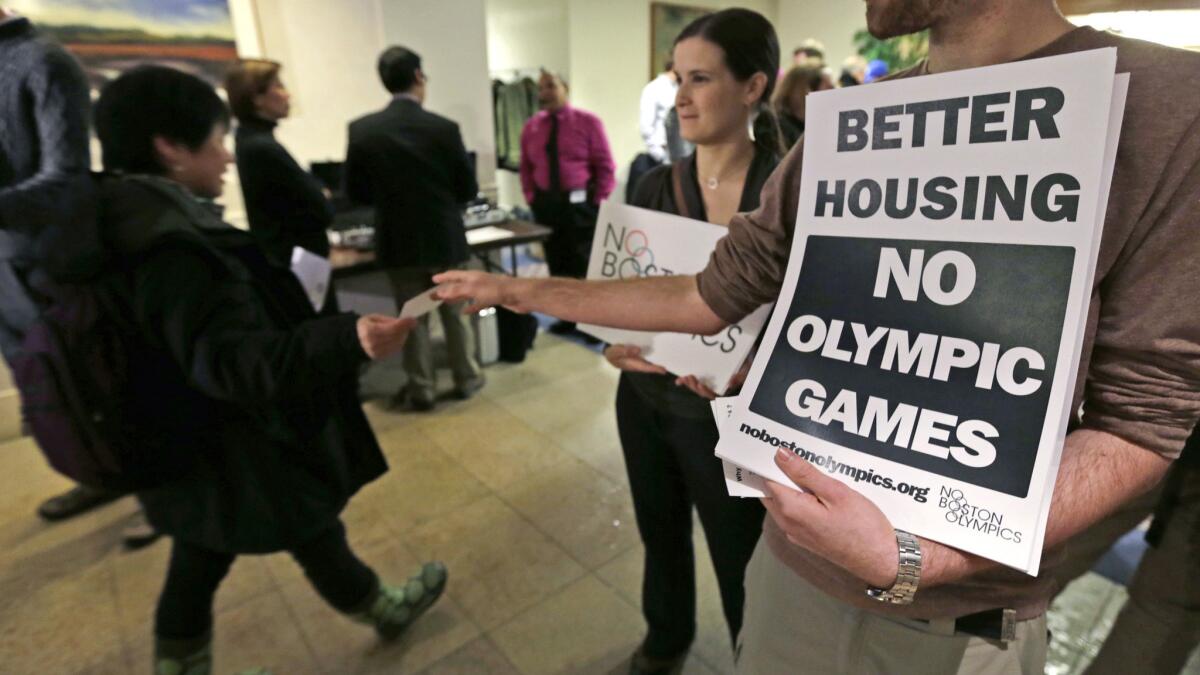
9;0;238;88
650;2;710;78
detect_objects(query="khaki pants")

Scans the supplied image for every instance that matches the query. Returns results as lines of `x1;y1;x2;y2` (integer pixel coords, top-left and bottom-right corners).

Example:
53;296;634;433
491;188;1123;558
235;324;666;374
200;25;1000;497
1086;462;1200;674
735;539;1047;675
387;265;482;401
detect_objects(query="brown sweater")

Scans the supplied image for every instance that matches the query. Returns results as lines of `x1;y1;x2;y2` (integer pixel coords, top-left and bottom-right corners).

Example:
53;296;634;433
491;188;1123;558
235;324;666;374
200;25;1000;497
696;27;1200;619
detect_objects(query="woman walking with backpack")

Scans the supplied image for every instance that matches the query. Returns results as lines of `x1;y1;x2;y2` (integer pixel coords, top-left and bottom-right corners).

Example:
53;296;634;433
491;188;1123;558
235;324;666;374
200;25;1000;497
92;66;446;674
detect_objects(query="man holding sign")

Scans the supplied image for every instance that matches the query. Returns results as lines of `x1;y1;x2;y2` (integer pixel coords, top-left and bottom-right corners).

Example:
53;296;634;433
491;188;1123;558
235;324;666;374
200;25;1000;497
436;0;1200;671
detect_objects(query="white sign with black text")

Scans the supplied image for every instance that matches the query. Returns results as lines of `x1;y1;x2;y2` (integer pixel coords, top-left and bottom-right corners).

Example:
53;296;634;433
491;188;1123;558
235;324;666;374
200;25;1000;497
715;50;1128;574
711;397;767;498
580;202;771;394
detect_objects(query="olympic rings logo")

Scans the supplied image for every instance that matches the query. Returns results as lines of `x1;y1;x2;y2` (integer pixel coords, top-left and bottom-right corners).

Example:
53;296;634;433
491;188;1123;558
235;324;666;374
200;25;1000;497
619;229;658;276
943;488;971;521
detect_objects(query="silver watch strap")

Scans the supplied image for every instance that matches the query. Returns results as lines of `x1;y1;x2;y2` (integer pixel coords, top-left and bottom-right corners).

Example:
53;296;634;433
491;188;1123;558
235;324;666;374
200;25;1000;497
866;529;922;605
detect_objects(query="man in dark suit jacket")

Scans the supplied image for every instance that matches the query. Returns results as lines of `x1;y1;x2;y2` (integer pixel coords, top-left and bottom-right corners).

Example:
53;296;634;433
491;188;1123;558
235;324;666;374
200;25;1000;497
344;46;483;410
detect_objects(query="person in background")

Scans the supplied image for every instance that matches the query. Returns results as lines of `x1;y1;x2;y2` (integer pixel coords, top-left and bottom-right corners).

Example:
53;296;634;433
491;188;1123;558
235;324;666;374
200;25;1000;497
518;70;615;336
0;6;131;524
839;54;868;87
639;59;680;165
792;38;825;66
226;59;339;311
345;46;484;411
606;9;782;674
94;65;448;674
1085;431;1199;675
773;65;834;150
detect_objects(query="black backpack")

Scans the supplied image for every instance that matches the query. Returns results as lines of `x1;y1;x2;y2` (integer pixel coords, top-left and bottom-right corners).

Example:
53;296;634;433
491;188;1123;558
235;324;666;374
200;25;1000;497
11;175;228;491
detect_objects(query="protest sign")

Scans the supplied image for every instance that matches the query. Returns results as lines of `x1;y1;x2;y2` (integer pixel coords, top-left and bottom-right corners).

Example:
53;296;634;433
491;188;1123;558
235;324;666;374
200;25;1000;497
715;50;1127;574
711;397;767;498
580;202;771;394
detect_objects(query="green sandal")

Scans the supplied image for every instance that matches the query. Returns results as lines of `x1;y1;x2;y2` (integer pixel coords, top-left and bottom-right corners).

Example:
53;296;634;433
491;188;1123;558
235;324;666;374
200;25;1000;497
354;561;449;640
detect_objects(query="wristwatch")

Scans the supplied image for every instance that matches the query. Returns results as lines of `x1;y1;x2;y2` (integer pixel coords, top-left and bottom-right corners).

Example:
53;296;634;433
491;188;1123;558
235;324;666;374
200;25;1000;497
866;529;922;605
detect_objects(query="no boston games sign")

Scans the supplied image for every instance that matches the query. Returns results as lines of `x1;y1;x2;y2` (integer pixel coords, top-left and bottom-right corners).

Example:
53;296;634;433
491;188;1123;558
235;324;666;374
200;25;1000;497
749;236;1072;498
715;49;1127;574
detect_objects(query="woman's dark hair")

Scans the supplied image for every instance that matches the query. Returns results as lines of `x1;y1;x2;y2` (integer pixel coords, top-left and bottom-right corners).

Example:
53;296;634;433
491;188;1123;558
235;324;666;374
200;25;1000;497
378;45;422;93
95;65;230;175
675;8;784;157
224;58;282;123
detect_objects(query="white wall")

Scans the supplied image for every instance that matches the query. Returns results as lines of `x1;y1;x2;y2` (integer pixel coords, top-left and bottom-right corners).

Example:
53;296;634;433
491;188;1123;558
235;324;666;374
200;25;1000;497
379;0;497;194
487;0;569;75
565;0;780;200
485;0;569;209
230;0;388;167
221;0;387;224
775;0;866;76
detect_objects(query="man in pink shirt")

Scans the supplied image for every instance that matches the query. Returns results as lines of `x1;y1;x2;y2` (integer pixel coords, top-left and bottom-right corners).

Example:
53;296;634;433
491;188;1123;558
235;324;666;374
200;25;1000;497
519;71;615;334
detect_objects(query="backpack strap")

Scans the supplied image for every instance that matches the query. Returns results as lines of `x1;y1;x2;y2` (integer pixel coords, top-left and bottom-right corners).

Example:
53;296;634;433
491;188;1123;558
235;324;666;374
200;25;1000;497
670;159;693;220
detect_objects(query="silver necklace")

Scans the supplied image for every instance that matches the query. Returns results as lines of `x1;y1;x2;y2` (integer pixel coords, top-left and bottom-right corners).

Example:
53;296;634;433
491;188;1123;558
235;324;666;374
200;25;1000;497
705;176;720;190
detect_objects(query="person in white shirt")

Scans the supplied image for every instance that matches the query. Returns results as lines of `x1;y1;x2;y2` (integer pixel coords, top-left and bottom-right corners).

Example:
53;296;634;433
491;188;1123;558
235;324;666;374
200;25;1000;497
639;61;679;164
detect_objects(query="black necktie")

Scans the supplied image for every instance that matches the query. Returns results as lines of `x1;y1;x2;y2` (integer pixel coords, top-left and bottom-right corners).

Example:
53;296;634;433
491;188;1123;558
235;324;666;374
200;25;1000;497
546;112;562;193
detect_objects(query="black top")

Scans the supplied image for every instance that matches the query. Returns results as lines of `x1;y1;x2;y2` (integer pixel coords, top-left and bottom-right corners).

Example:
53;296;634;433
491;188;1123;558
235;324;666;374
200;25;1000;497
344;97;478;269
234;117;333;263
101;175;385;553
0;16;92;263
624;147;780;417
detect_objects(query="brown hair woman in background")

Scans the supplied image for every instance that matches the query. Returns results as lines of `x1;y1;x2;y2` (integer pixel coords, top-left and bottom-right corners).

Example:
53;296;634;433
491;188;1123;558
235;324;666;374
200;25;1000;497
226;59;338;311
772;64;833;151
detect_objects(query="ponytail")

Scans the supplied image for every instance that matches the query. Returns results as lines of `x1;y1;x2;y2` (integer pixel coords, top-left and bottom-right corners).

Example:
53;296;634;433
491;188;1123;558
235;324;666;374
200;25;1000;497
752;101;785;159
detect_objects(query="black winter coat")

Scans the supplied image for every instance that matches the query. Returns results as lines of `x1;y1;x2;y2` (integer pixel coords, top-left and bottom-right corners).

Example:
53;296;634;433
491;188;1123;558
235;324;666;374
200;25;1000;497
101;175;386;553
344;98;477;269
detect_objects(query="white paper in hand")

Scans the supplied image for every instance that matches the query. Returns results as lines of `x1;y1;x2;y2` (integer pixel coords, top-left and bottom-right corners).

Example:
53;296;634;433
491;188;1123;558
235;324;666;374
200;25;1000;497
711;397;767;498
290;247;332;312
399;288;443;319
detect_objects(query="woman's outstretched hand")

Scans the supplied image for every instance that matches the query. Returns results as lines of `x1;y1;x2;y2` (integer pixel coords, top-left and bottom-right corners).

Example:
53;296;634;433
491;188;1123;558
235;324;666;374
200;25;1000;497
604;344;669;374
357;315;416;360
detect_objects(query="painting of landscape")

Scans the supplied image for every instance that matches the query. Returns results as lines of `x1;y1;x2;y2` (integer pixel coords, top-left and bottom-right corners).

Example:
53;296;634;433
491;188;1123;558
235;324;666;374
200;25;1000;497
9;0;238;87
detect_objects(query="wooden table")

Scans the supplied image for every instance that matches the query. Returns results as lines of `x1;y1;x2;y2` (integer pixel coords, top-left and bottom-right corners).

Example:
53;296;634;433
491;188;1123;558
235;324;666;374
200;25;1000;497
329;219;551;278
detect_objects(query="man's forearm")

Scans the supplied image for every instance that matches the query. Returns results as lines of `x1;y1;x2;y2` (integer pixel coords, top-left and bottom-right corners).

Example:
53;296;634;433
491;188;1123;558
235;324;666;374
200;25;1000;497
505;274;727;335
918;428;1171;588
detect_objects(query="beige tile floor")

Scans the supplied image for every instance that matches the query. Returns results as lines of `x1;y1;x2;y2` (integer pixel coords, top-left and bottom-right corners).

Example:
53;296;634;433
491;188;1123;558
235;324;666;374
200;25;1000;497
0;334;1195;674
